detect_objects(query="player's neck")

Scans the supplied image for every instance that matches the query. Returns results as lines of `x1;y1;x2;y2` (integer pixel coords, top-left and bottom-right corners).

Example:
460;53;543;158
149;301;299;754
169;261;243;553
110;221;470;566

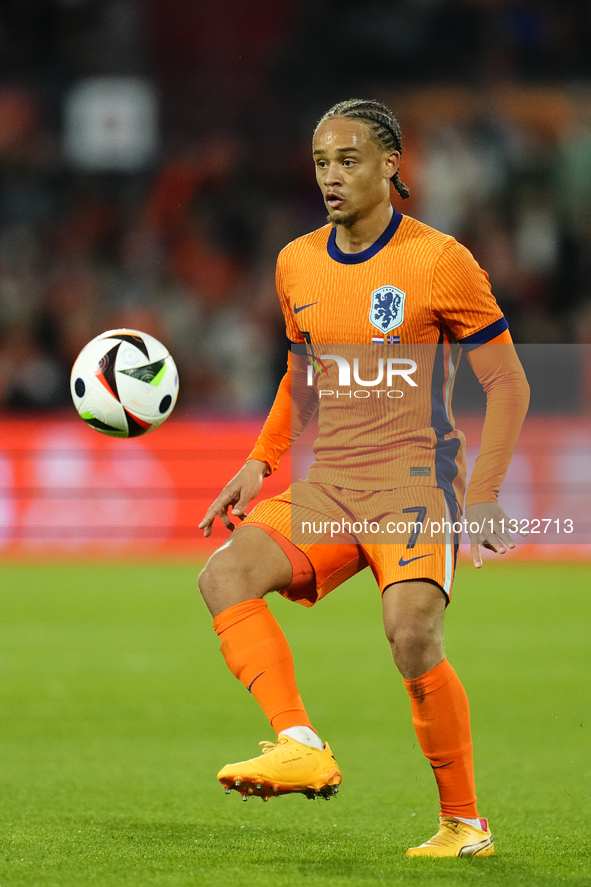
334;203;394;254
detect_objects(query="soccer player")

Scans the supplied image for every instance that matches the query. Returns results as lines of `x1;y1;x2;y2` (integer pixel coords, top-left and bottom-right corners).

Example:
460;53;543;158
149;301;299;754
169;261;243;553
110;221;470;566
198;99;530;858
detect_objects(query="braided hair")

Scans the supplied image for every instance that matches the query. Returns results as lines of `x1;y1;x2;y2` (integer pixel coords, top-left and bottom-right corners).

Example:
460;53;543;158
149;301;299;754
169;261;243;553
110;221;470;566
316;99;410;200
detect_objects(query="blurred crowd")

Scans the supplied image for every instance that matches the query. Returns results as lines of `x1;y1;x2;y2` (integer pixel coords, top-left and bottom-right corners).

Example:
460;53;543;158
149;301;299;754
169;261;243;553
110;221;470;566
0;0;591;413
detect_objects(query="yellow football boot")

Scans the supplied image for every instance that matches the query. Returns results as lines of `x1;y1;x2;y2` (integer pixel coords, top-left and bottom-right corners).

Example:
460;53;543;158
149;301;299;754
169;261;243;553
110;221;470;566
217;736;342;802
405;816;494;858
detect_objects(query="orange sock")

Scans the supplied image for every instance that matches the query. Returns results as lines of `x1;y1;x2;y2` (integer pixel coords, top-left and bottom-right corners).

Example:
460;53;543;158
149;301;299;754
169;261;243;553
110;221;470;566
213;598;313;736
404;658;478;818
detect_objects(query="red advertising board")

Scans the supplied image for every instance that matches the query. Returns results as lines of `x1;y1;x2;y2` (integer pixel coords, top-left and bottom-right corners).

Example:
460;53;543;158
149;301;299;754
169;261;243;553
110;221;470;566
0;417;290;559
0;415;588;561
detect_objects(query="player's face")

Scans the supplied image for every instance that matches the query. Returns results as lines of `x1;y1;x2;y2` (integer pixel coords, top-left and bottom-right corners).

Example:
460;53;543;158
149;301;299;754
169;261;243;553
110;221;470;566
313;117;399;228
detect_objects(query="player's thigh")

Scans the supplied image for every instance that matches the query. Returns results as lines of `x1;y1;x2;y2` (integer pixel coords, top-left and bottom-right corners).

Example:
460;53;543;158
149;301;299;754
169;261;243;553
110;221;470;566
245;482;368;607
198;526;293;616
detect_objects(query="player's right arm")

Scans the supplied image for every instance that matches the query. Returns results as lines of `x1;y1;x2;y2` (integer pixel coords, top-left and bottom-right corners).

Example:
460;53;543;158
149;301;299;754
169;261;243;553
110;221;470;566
198;251;316;535
197;458;269;537
197;351;317;535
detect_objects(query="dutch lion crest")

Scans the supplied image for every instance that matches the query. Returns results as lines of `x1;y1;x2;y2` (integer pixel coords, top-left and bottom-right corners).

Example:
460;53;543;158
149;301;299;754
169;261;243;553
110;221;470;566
369;286;406;333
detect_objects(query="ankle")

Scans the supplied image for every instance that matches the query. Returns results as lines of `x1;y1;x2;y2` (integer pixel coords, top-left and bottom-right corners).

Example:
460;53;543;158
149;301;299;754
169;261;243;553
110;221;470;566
279;725;324;750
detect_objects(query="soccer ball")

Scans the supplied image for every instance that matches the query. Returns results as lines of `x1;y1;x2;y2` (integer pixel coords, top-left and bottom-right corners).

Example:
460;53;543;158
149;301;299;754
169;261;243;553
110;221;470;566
70;329;179;437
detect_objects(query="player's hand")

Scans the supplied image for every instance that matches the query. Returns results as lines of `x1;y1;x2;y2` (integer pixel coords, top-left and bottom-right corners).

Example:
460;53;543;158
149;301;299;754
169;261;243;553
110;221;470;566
464;502;527;569
198;459;269;537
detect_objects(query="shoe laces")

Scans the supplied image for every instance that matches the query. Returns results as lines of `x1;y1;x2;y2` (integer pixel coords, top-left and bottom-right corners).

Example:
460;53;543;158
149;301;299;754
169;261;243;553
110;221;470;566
429;818;467;847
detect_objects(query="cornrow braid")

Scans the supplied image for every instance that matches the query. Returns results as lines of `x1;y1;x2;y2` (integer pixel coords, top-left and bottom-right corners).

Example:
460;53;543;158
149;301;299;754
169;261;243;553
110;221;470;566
316;98;410;200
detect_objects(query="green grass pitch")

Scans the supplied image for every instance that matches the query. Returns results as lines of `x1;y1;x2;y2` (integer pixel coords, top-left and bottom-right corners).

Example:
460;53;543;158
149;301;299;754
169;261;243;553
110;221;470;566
0;560;589;886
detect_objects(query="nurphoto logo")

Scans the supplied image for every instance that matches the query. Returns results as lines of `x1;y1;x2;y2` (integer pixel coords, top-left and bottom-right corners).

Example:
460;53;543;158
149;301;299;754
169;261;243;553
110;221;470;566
306;354;417;398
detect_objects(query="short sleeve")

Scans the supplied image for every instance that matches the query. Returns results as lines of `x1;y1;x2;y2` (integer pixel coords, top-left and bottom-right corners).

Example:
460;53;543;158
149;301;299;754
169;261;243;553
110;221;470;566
432;241;508;347
276;250;305;344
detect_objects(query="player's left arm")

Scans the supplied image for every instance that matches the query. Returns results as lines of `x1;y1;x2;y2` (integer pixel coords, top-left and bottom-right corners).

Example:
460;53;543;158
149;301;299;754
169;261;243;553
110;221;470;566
432;241;530;567
464;330;530;567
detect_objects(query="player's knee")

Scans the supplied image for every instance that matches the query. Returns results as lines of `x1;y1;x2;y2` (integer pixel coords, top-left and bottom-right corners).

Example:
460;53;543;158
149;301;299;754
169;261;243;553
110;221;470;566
387;623;442;666
387;623;421;655
199;548;244;601
197;557;220;603
198;543;268;616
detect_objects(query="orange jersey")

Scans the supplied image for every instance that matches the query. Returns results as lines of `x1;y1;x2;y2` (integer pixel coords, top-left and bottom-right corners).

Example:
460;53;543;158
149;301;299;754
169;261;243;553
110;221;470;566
250;210;528;505
277;211;505;347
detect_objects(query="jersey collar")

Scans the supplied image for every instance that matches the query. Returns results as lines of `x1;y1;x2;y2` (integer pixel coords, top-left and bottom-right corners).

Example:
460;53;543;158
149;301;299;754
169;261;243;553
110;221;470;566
327;208;403;264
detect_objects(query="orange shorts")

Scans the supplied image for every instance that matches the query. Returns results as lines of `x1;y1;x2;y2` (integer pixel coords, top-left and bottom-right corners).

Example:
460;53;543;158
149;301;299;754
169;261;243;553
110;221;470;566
241;481;461;607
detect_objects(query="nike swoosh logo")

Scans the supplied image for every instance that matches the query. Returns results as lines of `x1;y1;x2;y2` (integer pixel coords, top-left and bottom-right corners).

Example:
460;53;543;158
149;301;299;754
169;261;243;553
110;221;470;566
398;554;433;567
247;671;265;692
431;760;455;770
294;302;318;314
